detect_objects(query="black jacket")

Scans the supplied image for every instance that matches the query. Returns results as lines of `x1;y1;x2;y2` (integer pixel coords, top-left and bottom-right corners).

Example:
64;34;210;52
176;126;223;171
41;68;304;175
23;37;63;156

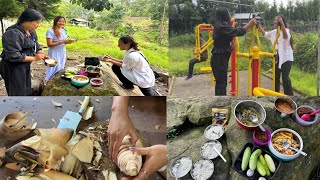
0;24;41;63
212;21;246;54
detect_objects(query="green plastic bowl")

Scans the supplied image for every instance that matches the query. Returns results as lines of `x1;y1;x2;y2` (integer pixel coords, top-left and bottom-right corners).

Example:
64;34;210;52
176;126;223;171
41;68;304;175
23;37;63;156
71;75;89;87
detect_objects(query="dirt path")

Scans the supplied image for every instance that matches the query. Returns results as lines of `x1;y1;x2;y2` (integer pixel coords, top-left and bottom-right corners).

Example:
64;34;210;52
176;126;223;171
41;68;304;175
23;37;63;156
170;71;303;97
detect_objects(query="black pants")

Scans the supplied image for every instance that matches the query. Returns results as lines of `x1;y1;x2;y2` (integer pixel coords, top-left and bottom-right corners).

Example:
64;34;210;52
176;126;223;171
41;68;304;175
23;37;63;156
0;60;32;96
187;58;206;77
211;53;231;96
275;60;293;95
112;65;159;96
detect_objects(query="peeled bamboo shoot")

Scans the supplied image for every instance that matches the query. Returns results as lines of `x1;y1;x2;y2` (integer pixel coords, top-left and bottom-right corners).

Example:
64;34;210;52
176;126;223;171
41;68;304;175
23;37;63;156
117;135;143;176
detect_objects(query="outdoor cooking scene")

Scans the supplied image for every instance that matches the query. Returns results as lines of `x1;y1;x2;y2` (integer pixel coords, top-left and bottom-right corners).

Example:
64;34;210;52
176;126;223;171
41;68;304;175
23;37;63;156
0;96;166;180
0;0;168;96
167;96;320;180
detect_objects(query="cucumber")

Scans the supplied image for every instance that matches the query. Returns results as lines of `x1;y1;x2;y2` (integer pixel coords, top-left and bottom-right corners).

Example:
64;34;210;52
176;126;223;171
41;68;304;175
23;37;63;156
264;154;276;173
259;155;270;176
249;149;262;170
241;147;251;171
257;161;266;176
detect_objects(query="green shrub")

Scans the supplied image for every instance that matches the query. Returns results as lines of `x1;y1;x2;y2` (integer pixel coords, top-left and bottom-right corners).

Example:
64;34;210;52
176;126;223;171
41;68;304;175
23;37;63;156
169;33;195;47
294;32;318;73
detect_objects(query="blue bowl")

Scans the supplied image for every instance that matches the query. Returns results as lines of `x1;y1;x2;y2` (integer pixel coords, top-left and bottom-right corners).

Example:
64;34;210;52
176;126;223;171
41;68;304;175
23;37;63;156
268;128;303;161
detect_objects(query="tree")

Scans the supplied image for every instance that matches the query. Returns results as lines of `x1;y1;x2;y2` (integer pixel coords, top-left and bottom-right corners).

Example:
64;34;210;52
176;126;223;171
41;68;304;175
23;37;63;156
20;0;61;18
148;0;168;44
286;0;294;21
0;0;22;35
58;1;94;20
70;0;113;12
95;5;125;36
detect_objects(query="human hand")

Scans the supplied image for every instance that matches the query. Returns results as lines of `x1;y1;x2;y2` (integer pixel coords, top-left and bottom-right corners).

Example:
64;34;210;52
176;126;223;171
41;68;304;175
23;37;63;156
103;57;112;62
108;104;138;163
34;53;45;61
249;17;257;25
1;143;39;165
277;16;284;26
129;145;167;180
63;39;73;44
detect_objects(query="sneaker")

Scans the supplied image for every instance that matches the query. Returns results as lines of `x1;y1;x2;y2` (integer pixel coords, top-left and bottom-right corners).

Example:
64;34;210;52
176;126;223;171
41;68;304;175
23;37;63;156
185;76;193;80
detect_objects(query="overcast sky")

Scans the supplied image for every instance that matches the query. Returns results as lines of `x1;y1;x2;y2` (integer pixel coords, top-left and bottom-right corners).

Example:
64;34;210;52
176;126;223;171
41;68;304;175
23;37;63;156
192;0;308;8
265;0;306;8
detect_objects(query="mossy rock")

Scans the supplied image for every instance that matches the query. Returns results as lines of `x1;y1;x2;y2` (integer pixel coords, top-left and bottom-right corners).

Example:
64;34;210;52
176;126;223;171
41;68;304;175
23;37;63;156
42;63;143;96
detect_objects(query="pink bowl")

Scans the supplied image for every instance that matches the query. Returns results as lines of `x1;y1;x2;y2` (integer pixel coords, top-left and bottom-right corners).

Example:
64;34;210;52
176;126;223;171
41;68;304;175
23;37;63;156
253;128;272;146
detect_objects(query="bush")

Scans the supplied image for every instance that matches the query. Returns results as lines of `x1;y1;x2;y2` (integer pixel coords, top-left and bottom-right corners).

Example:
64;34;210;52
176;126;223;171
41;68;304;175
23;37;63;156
169;33;195;47
294;32;318;73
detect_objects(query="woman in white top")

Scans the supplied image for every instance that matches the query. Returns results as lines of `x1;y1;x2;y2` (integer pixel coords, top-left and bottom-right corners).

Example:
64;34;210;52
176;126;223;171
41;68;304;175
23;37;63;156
45;16;73;82
103;35;158;96
258;15;294;95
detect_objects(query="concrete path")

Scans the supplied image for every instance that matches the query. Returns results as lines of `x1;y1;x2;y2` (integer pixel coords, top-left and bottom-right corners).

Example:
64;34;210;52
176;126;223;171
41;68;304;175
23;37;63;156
170;71;302;97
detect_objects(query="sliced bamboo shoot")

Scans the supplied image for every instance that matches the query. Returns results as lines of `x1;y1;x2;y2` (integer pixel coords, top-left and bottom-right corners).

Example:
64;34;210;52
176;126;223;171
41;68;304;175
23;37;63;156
93;151;102;166
71;137;94;163
34;128;74;146
83;106;94;120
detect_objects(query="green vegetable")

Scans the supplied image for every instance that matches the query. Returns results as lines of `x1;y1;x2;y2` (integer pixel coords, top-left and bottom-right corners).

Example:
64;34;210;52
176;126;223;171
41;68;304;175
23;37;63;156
241;147;251;171
249;149;262;170
259;155;270;176
257;161;266;176
264;154;276;172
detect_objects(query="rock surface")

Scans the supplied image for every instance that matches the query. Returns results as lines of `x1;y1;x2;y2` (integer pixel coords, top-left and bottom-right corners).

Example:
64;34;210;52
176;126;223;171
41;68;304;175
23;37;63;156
42;62;143;96
167;96;320;180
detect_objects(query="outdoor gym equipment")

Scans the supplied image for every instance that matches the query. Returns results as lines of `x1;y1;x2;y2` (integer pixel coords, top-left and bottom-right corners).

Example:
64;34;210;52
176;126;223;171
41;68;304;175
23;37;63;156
235;24;285;96
193;20;286;96
194;23;215;85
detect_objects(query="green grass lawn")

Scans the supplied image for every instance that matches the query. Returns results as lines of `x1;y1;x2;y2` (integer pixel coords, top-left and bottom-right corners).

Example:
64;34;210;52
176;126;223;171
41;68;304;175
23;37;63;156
1;21;168;71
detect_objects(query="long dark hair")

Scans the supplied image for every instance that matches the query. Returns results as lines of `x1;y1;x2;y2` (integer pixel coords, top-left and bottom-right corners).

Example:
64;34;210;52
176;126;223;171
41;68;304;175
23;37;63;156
17;8;44;25
215;7;231;25
278;14;294;49
53;16;66;38
119;35;139;51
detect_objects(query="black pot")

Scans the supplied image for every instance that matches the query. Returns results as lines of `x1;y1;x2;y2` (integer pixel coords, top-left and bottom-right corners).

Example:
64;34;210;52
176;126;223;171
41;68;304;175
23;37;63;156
85;57;100;66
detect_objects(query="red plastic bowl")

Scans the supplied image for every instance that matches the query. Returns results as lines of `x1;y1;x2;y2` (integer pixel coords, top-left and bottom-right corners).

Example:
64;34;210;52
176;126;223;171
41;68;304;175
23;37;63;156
234;100;266;131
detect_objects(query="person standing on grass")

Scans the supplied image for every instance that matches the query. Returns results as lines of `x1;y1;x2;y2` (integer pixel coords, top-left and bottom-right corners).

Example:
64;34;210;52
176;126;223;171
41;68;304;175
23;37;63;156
211;7;256;96
258;15;294;95
45;16;74;82
185;34;208;80
103;35;159;96
0;8;48;96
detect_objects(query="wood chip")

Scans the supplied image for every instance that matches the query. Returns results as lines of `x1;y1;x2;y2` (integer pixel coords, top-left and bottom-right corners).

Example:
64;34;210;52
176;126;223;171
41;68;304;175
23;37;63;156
51;119;56;124
95;99;100;103
51;100;62;107
155;125;161;130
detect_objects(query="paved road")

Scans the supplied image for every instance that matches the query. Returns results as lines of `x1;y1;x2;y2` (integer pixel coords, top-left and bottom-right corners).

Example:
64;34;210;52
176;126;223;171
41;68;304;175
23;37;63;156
170;71;302;97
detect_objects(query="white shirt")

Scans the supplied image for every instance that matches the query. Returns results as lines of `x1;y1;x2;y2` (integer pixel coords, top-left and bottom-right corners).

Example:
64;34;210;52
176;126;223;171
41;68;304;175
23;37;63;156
264;28;294;69
121;48;155;88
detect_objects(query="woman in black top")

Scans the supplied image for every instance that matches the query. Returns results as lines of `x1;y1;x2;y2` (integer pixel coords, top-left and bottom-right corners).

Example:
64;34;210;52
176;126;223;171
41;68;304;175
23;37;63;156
0;8;47;96
211;7;256;96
